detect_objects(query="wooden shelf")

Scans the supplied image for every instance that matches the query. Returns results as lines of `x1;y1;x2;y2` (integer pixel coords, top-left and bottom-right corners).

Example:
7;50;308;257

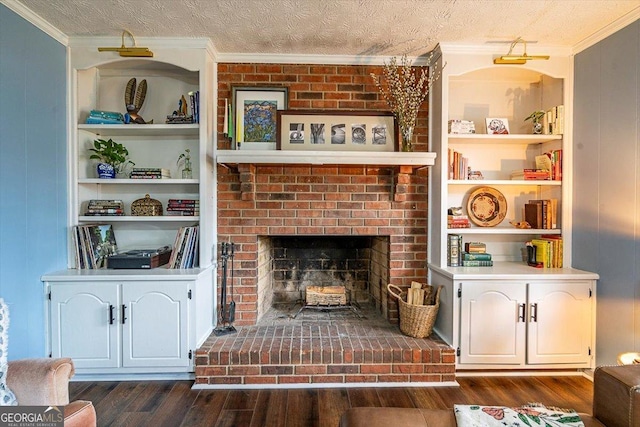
447;228;561;235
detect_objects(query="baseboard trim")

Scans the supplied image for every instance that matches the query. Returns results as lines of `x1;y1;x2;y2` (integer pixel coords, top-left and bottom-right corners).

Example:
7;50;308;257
191;380;460;390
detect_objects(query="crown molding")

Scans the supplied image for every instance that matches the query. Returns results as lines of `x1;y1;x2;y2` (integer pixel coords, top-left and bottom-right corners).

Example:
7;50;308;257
572;6;640;54
1;0;68;45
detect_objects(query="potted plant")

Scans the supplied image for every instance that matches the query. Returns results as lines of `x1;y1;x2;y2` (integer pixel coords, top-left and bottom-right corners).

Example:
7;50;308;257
524;110;545;134
89;138;135;178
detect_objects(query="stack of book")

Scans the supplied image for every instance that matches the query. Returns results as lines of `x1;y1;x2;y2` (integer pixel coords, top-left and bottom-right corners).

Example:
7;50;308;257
462;241;492;266
168;224;199;268
72;224;118;269
462;251;493;267
524;199;558;229
84;199;124;216
130;168;171;179
448;213;471;229
511;169;551;180
166;199;199;216
530;236;563;268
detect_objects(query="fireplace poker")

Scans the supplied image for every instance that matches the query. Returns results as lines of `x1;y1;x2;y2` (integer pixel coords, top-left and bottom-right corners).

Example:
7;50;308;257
227;242;236;323
213;242;236;336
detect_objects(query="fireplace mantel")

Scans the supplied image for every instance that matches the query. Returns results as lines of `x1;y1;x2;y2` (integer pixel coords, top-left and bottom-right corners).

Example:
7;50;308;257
216;150;436;167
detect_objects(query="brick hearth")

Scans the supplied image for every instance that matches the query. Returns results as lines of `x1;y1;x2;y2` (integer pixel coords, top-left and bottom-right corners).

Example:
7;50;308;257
194;305;455;386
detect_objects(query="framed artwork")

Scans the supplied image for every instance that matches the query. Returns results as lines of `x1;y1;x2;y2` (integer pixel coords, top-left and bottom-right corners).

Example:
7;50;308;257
232;87;288;150
276;110;397;152
485;118;510;134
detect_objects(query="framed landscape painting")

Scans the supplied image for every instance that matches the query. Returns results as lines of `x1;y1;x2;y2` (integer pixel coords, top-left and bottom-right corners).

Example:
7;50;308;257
232;87;288;150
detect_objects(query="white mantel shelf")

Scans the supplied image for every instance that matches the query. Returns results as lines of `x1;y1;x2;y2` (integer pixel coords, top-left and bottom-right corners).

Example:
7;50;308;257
216;150;437;167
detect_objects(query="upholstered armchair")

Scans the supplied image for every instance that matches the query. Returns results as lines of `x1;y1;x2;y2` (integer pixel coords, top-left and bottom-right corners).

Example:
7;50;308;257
7;358;96;427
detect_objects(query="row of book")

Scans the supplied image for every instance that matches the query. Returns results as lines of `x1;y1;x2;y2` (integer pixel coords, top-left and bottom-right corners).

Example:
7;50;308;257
165;91;200;124
72;224;118;269
168;225;199;268
543;105;564;135
524;199;558;229
448;148;470;180
166;199;199;216
130;168;172;179
529;236;563;268
85;199;124;216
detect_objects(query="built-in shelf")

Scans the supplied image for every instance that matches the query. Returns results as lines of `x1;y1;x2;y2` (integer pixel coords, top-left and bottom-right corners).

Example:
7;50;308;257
216;149;436;167
78;178;199;185
78;124;200;137
448;180;561;186
448;228;561;235
448;134;562;144
78;216;199;222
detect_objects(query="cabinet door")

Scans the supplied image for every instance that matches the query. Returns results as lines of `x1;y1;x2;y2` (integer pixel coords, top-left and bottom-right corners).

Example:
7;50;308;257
121;281;190;368
50;283;120;369
459;281;526;365
527;281;593;364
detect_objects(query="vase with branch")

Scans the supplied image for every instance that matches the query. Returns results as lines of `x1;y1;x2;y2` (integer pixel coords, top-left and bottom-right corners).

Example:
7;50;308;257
371;54;442;152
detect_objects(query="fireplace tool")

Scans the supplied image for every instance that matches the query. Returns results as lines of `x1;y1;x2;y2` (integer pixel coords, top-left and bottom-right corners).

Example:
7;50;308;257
213;242;237;336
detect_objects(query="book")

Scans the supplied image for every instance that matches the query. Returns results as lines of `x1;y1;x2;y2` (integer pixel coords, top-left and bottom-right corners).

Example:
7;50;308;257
531;238;552;268
462;252;492;261
464;242;486;253
524;203;543;229
447;234;462;267
462;260;493;267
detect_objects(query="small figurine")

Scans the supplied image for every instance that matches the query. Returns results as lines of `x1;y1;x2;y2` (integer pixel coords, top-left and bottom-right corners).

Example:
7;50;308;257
510;220;532;229
124;78;152;124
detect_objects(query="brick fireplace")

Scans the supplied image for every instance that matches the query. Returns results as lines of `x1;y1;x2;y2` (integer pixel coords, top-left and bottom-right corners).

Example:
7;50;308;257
217;164;429;325
192;62;455;387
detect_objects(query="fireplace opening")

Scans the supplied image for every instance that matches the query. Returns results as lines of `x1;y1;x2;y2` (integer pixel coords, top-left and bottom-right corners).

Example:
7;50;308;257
256;235;390;323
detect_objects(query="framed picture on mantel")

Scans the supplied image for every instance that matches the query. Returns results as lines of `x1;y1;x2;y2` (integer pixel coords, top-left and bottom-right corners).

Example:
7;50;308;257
232;86;288;150
276;110;397;152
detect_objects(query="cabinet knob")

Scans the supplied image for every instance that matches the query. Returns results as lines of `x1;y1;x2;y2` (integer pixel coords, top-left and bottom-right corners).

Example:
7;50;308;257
109;304;115;325
121;304;127;324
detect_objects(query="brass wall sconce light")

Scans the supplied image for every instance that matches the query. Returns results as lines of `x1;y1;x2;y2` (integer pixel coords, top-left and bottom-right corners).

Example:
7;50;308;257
98;30;154;57
494;37;549;64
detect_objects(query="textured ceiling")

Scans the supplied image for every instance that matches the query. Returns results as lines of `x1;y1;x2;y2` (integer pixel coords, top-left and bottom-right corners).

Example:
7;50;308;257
14;0;640;56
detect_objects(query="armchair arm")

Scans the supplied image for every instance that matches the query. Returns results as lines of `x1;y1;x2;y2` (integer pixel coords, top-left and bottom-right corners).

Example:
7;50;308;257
6;358;73;406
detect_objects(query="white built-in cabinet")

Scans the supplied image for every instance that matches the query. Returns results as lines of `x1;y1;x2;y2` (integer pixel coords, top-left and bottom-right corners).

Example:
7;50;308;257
49;280;189;370
42;39;216;378
458;279;593;367
428;44;598;370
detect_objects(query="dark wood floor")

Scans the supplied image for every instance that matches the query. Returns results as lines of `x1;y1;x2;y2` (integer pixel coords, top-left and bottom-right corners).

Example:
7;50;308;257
69;375;593;427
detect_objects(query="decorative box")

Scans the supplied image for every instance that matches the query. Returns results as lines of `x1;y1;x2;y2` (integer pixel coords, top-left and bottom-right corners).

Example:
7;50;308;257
131;194;163;216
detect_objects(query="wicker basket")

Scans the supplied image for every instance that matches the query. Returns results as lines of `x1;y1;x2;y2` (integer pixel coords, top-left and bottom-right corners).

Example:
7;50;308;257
388;283;442;338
